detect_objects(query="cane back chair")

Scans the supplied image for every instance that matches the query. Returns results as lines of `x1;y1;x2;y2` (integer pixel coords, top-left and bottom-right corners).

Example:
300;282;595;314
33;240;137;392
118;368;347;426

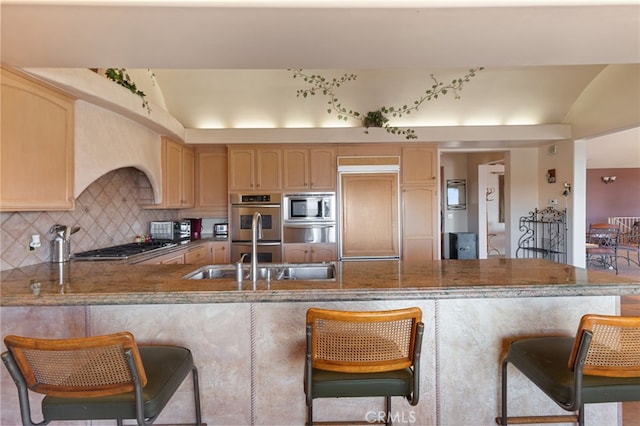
497;314;640;425
1;331;202;426
305;307;424;426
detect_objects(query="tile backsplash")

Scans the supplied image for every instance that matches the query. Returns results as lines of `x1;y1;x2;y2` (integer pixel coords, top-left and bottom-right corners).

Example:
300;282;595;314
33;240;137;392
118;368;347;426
1;167;178;271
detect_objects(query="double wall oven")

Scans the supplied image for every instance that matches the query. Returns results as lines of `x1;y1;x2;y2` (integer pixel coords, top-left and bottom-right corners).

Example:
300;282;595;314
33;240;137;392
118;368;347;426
230;193;282;263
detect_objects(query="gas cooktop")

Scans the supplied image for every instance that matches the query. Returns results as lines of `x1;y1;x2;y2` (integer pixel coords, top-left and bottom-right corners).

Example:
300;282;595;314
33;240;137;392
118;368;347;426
73;241;177;260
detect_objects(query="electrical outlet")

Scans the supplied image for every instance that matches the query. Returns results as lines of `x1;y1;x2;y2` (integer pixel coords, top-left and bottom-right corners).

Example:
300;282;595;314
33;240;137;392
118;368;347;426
28;234;41;251
549;199;558;205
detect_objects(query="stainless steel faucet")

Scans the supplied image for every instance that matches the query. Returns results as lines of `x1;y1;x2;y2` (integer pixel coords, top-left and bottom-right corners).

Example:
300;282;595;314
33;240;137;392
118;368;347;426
250;212;263;282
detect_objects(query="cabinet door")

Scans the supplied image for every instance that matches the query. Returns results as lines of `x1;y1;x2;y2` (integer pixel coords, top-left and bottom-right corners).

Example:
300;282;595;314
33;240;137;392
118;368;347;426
282;244;310;263
185;245;209;264
163;138;184;208
194;147;228;215
402;146;436;185
309;147;336;190
1;67;75;211
211;242;229;264
283;149;309;190
340;173;399;258
228;149;255;191
256;148;282;191
310;244;337;262
181;145;195;208
402;186;437;262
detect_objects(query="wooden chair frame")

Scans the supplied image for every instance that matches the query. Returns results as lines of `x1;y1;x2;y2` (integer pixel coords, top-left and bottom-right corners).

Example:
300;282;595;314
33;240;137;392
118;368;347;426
498;314;640;425
305;307;424;426
2;332;202;426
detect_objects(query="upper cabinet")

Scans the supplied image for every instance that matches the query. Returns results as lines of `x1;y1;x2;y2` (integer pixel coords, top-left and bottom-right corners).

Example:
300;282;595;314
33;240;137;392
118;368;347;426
401;146;437;185
228;146;282;192
181;145;228;217
147;136;194;208
283;146;336;191
1;67;75;211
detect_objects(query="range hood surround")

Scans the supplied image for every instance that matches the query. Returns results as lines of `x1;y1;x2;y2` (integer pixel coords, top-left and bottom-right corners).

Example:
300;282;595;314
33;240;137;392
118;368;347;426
74;100;163;202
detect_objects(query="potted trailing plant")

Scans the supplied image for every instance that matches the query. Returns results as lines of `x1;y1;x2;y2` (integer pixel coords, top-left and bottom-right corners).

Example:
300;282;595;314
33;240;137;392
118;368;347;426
104;68;151;114
292;67;483;139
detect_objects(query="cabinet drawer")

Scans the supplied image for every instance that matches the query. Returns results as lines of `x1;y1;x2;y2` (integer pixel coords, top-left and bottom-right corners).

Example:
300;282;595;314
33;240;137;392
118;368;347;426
185;246;209;264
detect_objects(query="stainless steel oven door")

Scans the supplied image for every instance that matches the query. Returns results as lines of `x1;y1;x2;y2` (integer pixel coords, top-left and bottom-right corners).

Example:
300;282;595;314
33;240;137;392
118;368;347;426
283;223;336;244
230;205;281;242
231;242;282;263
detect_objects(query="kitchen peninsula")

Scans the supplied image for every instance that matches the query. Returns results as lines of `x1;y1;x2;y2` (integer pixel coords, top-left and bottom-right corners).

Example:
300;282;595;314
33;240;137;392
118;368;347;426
1;259;638;426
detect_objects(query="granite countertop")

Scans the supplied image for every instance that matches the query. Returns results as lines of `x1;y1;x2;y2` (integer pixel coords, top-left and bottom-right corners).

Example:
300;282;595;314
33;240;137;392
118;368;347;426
1;258;639;306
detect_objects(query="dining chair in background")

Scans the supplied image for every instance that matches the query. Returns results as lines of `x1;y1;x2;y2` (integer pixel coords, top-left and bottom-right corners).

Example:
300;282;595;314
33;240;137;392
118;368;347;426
586;223;620;274
618;221;640;267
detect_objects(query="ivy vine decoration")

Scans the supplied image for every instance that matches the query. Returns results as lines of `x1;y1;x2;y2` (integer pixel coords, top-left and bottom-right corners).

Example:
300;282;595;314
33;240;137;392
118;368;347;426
291;67;483;140
104;68;151;114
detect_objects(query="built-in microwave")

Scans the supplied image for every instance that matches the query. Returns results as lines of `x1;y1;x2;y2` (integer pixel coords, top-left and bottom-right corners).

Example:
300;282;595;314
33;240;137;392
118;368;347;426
283;193;335;223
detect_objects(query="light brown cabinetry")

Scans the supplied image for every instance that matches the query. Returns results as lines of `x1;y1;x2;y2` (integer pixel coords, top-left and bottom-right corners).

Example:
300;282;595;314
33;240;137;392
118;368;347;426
147;137;194;208
402;186;437;262
282;243;337;263
283;146;336;190
184;244;210;264
141;251;186;265
340;173;399;258
137;242;213;265
210;241;229;264
183;146;228;217
228;146;282;192
1;67;75;211
400;145;438;261
401;146;437;185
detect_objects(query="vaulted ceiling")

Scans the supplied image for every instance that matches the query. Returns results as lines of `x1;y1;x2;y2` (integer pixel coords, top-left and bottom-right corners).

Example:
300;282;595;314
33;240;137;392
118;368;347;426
1;1;639;150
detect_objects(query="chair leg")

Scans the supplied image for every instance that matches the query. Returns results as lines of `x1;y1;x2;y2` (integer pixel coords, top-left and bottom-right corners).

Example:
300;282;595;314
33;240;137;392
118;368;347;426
192;366;202;426
577;404;584;426
499;357;509;425
385;396;392;426
117;420;123;426
307;401;313;426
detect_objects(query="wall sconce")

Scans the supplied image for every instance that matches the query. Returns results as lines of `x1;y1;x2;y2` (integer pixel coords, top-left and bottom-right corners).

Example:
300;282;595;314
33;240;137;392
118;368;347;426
601;176;617;184
563;182;572;197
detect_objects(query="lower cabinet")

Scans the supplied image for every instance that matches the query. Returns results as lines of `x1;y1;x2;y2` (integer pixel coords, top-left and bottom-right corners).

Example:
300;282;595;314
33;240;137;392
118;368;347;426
152;252;186;265
184;244;210;264
137;242;214;265
282;243;337;263
210;241;229;264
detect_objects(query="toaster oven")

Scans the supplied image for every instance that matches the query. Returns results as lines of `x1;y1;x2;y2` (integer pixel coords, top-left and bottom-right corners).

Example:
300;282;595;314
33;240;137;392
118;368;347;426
149;221;191;243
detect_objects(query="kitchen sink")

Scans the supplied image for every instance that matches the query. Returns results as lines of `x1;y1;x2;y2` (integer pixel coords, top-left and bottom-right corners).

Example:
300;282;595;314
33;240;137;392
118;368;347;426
183;263;336;281
184;267;238;280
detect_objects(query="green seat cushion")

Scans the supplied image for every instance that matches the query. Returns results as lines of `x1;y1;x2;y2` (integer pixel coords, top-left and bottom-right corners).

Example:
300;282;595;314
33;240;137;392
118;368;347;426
507;336;640;407
309;368;414;399
42;345;194;421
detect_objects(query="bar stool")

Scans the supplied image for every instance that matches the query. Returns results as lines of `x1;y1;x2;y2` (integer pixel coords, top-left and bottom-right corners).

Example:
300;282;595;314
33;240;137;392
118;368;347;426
497;314;640;425
1;331;202;426
305;307;424;426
